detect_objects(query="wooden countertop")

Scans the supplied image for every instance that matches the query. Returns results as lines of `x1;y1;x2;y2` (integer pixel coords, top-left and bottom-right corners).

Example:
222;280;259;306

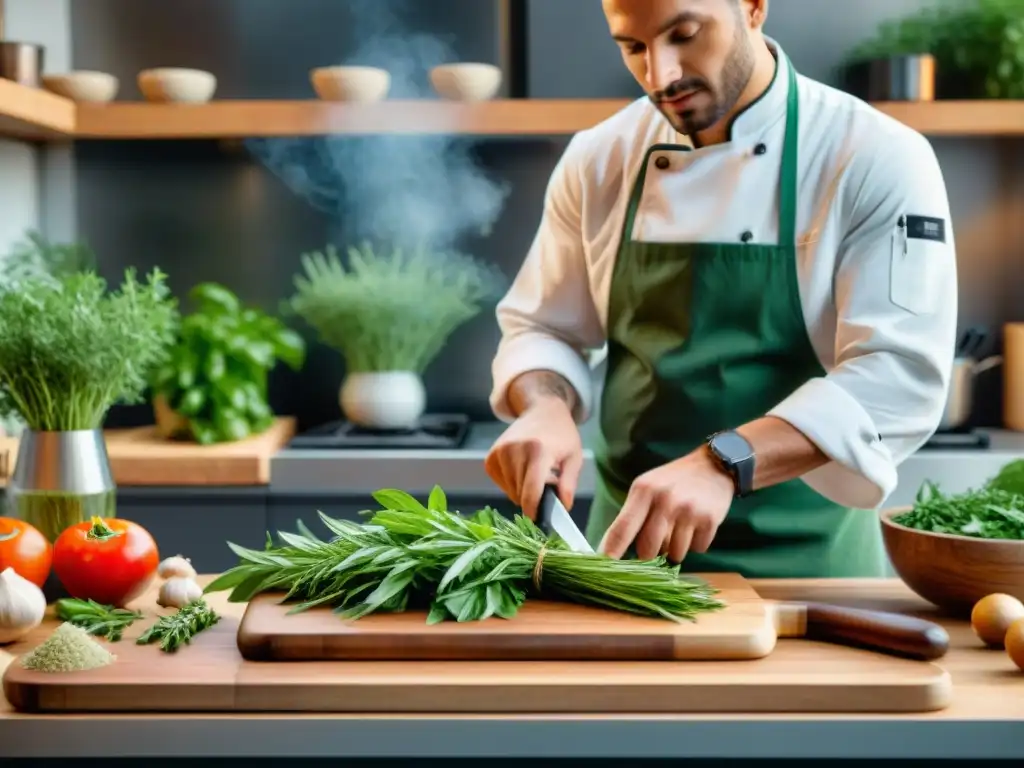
1;577;1021;760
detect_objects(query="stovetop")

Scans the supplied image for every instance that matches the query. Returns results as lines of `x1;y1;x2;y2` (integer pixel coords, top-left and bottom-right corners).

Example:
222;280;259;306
288;413;471;450
920;428;990;450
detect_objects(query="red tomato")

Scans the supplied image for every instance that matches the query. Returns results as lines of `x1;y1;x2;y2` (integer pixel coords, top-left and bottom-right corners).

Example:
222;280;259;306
0;517;52;587
53;516;159;607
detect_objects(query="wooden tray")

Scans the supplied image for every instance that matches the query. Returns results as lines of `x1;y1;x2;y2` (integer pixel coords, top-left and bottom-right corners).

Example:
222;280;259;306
237;573;776;662
1;610;952;715
105;417;295;486
0;418;294;488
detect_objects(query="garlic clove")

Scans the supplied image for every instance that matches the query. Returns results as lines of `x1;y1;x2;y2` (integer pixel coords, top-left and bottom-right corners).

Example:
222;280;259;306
157;576;203;609
157;555;198;581
0;566;47;644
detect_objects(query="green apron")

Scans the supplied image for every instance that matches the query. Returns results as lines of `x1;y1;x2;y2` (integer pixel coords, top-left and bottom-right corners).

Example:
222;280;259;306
586;55;886;578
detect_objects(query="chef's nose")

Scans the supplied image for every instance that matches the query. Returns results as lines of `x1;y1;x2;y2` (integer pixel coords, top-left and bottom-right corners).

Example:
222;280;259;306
646;46;683;94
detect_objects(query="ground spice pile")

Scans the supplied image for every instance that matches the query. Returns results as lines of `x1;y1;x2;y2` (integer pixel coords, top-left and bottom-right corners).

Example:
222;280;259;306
20;621;116;672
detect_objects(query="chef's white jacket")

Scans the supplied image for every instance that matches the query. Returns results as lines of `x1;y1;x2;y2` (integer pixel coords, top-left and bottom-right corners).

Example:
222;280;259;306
489;42;958;511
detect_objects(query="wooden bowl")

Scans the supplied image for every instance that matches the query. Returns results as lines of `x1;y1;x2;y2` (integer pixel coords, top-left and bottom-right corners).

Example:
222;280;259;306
880;506;1024;616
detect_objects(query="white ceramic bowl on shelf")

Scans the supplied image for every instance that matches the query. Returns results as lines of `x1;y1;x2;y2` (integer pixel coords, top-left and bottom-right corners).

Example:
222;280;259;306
42;70;120;102
137;68;217;103
429;63;502;101
310;66;391;102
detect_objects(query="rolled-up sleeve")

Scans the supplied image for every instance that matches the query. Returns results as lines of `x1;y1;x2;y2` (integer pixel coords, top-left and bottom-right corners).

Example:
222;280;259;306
769;129;958;509
490;136;606;423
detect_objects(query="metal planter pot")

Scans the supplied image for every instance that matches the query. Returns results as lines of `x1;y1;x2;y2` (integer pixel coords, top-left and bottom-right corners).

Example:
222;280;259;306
7;429;117;544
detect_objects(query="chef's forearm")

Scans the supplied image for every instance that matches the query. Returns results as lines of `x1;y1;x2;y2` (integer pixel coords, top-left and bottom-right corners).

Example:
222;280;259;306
735;416;830;490
508;370;578;417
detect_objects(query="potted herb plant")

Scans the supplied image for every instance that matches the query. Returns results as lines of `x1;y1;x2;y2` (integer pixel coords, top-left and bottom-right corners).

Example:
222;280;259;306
839;13;939;101
842;0;1024;100
0;231;97;438
150;282;306;445
285;241;506;430
0;248;178;543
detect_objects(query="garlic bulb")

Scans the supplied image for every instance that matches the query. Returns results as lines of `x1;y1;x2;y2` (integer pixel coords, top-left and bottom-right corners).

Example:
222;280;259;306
157;576;203;609
157;555;197;581
0;567;46;644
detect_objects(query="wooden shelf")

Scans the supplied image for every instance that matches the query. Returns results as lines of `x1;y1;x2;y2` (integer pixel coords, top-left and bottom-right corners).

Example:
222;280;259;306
875;100;1024;136
0;79;75;140
66;98;1024;139
3;89;1024;141
73;99;632;138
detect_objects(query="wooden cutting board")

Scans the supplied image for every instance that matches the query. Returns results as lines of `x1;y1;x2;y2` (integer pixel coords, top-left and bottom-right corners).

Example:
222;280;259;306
0;418;294;487
238;573;775;661
236;572;951;663
1;608;952;715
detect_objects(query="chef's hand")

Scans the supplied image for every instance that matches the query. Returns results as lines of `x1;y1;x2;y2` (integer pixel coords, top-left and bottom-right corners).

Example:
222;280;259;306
599;448;735;562
485;398;583;520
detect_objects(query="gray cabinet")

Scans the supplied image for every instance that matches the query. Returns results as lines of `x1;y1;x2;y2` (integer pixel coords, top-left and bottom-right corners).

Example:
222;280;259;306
116;488;270;574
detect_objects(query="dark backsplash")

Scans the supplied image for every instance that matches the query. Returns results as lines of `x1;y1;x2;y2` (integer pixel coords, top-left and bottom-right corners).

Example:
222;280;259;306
69;0;581;432
85;137;569;431
73;0;1020;432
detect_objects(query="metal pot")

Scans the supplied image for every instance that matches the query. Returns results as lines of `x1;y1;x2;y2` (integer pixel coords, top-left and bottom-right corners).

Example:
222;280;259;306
6;429;116;543
0;41;44;87
940;355;1003;430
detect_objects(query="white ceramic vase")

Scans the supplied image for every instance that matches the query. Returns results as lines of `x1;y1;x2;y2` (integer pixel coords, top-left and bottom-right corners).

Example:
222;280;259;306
339;371;426;430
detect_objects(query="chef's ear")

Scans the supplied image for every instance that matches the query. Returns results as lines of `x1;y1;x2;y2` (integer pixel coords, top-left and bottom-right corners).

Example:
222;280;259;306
739;0;769;29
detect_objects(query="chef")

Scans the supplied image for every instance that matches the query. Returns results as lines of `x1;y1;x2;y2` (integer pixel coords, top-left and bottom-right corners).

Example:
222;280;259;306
484;0;958;577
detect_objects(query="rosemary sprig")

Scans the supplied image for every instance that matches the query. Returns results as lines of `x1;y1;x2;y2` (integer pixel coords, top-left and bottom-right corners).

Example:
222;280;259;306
137;599;220;653
55;598;143;642
205;486;724;624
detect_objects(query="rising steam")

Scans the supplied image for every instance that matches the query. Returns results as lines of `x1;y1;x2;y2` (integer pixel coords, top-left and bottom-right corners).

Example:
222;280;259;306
245;0;511;252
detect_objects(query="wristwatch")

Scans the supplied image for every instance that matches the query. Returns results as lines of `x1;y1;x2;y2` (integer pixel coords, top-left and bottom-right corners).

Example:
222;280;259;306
707;430;756;498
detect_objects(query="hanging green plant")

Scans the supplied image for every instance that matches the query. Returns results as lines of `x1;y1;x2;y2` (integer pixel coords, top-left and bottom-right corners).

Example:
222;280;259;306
150;282;306;445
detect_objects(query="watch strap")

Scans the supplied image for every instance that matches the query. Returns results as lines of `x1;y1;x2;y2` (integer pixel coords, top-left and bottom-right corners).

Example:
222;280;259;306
708;431;755;498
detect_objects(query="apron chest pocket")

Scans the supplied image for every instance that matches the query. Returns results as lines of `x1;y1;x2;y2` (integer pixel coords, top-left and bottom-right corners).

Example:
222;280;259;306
889;217;947;316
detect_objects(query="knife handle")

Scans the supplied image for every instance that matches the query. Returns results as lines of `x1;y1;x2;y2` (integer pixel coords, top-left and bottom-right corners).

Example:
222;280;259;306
792;601;950;661
536;484;559;534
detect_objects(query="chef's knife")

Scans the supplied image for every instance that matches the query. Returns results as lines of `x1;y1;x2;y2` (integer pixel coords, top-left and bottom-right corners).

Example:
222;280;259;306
537;484;594;554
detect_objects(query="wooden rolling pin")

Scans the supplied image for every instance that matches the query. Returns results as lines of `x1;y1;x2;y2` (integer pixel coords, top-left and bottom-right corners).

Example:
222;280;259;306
772;601;950;660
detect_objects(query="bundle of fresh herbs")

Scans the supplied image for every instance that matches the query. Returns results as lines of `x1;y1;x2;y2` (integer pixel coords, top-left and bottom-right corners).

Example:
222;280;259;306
284;241;506;374
205;487;724;623
151;282;305;445
893;480;1024;540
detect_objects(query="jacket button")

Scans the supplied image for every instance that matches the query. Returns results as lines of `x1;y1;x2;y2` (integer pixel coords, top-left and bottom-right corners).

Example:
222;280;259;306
753;143;767;155
654;156;670;170
741;230;754;243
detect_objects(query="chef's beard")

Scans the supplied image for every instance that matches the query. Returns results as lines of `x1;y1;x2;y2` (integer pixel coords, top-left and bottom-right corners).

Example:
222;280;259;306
654;26;756;138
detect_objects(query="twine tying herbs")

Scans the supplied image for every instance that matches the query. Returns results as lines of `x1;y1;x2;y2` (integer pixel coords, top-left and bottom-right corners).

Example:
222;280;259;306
205;485;725;625
532;544;549;592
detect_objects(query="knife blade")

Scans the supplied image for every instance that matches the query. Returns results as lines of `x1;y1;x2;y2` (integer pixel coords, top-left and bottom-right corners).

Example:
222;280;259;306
537;484;594;553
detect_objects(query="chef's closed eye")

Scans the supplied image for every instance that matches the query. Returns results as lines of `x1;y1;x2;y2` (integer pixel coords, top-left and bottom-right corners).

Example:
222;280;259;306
890;214;950;316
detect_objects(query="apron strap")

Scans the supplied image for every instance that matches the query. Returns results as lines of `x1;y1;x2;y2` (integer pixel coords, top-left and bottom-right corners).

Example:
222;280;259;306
777;54;800;246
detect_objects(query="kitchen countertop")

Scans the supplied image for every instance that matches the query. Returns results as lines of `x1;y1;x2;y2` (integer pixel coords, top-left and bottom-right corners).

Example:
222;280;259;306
271;422;1024;501
1;578;1021;760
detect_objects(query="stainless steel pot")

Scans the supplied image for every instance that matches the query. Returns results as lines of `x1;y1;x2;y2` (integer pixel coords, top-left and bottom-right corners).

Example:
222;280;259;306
0;41;44;87
6;429;116;542
940;355;1003;430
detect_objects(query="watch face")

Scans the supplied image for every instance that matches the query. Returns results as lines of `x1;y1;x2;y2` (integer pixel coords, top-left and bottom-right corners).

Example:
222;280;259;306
712;431;753;463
